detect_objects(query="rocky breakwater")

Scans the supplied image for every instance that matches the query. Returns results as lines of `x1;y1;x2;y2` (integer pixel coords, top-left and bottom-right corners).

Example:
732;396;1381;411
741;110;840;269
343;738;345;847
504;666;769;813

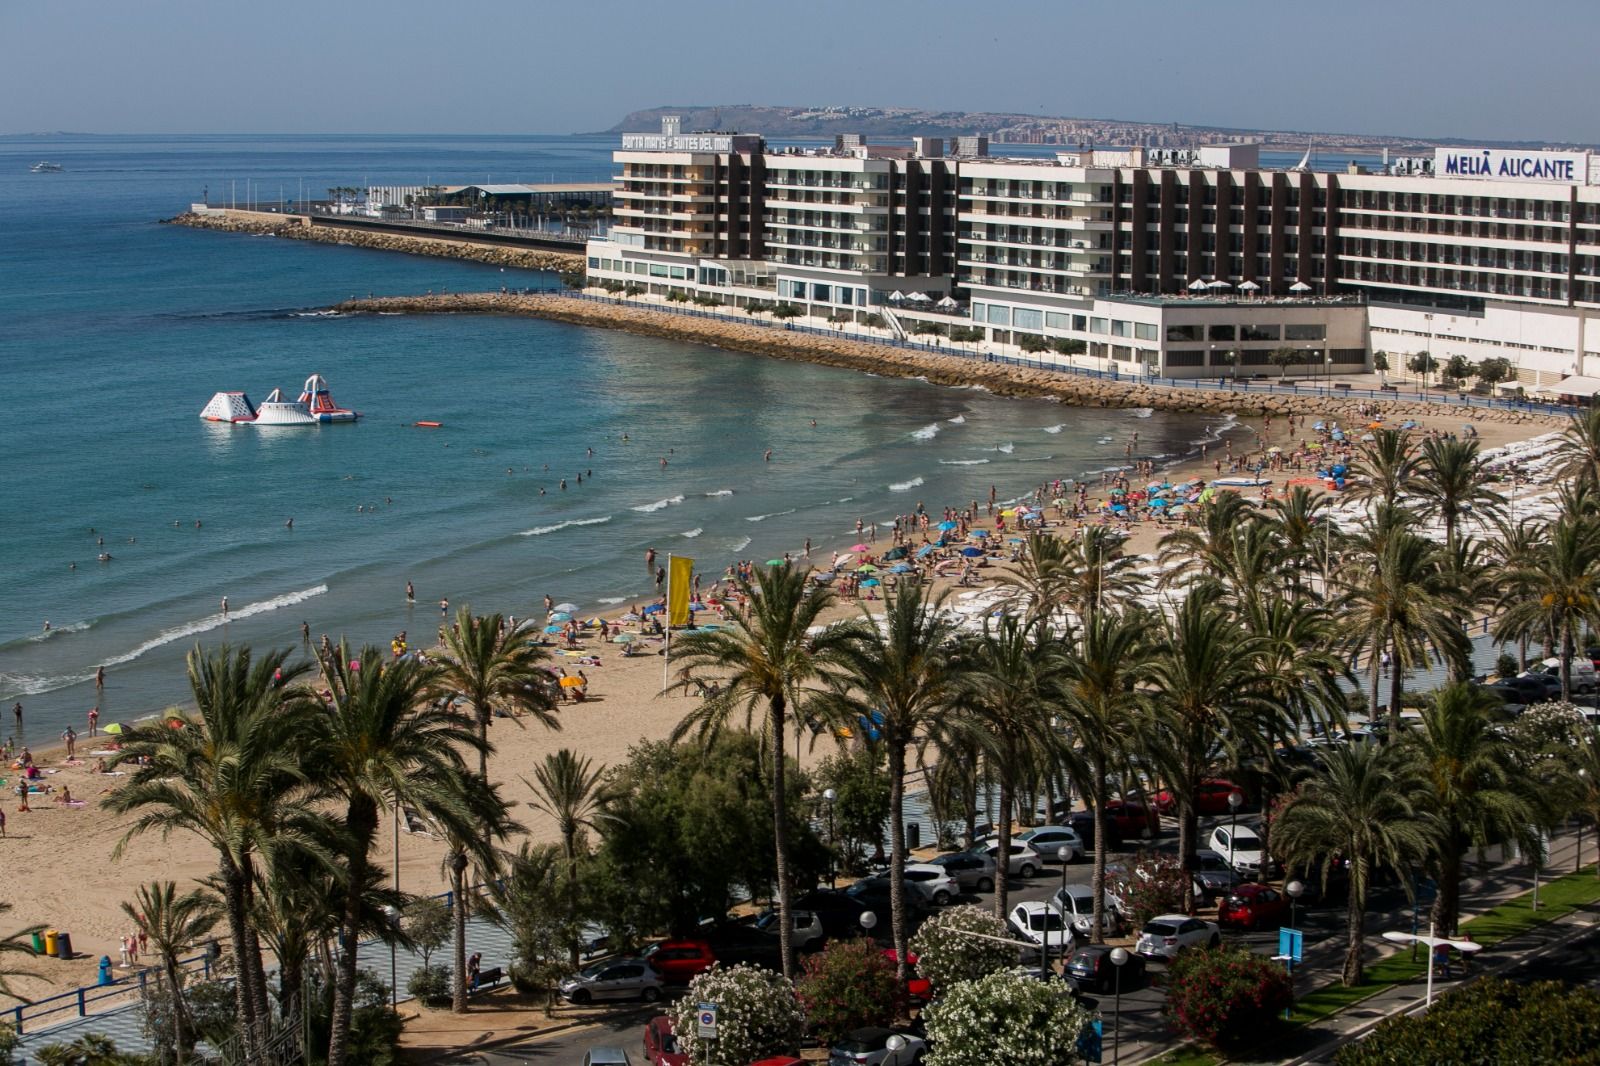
332;292;1564;430
163;211;584;274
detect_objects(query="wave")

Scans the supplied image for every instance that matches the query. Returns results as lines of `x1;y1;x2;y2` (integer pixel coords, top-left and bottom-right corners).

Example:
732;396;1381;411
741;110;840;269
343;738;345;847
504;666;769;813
1043;424;1066;434
518;515;613;537
947;415;967;424
836;497;854;504
681;528;704;538
631;495;686;513
731;536;752;552
939;459;991;466
704;489;735;497
0;670;95;699
25;620;92;644
911;423;941;441
1130;407;1155;418
1016;455;1054;463
889;477;925;492
1097;436;1115;445
745;509;796;522
98;585;329;670
994;443;1015;454
596;597;627;605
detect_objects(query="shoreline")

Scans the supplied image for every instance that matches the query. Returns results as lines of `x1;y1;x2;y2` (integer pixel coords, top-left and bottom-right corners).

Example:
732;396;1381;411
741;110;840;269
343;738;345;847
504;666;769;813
333;291;1567;430
164;211;585;274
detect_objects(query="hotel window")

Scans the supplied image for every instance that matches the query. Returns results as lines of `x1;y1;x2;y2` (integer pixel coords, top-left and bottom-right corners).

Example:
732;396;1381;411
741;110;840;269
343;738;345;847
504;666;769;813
1135;323;1159;341
987;305;1011;326
1285;324;1325;341
1165;324;1202;342
1046;312;1070;329
1111;320;1132;338
1166;350;1205;367
649;264;669;278
1208;325;1235;341
588;257;601;268
1240;324;1280;341
1014;308;1043;330
1091;317;1109;334
1073;315;1088;331
973;302;988;321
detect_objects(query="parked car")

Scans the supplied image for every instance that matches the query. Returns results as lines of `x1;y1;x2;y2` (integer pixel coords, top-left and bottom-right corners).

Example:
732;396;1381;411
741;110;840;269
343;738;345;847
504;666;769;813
1153;779;1248;816
640;939;715;985
1050;883;1124;938
970;840;1044;878
1008;901;1071;956
1134;915;1220;960
901;863;961;905
846;877;933;919
794;888;888;937
643;1015;688;1066
827;1027;927;1065
1104;799;1161;841
1063;810;1122;852
1216;883;1291;931
583;1049;633;1066
1191;849;1244;900
1065;944;1148;994
1521;656;1599;694
560;959;664;1004
925;850;997;893
1016;825;1086;864
882;948;932;1002
754;908;827;951
749;1059;806;1066
1488;675;1562;705
1208;822;1275;878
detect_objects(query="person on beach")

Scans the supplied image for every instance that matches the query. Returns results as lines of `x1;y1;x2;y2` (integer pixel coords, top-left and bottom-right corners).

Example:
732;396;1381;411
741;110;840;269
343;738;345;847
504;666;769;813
440;598;449;617
15;779;29;813
95;666;105;691
12;702;20;731
406;581;415;602
301;621;311;643
220;597;228;617
62;726;76;759
645;548;657;570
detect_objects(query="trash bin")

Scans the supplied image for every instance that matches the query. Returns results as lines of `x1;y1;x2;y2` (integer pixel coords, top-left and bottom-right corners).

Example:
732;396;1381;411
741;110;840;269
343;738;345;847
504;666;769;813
30;932;44;955
56;932;72;959
906;822;921;850
44;929;58;957
98;955;114;985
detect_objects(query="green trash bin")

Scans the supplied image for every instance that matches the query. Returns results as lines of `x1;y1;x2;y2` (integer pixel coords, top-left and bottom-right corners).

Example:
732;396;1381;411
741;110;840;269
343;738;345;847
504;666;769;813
30;931;43;955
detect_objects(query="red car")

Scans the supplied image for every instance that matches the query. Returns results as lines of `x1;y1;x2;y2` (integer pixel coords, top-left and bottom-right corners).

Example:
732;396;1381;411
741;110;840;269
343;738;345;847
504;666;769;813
642;939;715;985
1104;799;1161;839
882;948;932;1002
644;1014;689;1066
748;1059;805;1066
1216;883;1290;931
1154;779;1248;817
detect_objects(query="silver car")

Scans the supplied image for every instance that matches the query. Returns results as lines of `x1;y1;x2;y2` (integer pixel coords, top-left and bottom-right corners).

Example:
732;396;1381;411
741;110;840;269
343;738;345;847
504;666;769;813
582;1050;632;1066
901;863;961;905
558;958;664;1004
971;840;1043;878
926;850;997;893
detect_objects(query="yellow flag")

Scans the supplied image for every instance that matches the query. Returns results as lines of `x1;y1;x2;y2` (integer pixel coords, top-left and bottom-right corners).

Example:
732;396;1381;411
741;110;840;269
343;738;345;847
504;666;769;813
668;556;694;627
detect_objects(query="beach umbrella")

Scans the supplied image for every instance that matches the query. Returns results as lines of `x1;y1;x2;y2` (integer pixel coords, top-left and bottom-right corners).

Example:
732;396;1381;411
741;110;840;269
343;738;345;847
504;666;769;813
1208;279;1232;291
967;530;987;540
851;543;870;552
888;290;906;302
861;578;881;587
1290;280;1313;293
642;603;665;614
611;633;635;643
857;564;879;573
765;559;785;566
559;675;584;689
916;545;934;557
1187;278;1209;292
1008;537;1024;543
961;546;985;557
883;545;908;560
889;563;913;573
1239;280;1260;292
103;722;126;736
833;552;855;565
936;296;960;309
937;520;958;531
550;611;572;622
620;612;640;622
553;602;579;613
1266;446;1283;453
544;625;564;634
1361;433;1376;441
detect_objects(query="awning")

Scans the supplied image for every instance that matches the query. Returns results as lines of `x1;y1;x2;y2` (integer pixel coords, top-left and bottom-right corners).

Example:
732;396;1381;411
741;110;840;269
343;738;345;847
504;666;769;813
1534;375;1600;398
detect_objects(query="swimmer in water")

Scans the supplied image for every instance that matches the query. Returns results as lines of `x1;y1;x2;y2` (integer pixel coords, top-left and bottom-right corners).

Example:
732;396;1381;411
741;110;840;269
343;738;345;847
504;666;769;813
560;479;568;490
285;518;293;529
406;581;415;602
660;457;668;468
42;621;50;632
764;449;772;461
69;562;76;570
622;433;629;442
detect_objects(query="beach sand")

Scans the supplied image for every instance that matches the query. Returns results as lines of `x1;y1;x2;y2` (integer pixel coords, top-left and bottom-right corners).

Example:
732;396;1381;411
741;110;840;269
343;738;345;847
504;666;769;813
0;404;1557;1000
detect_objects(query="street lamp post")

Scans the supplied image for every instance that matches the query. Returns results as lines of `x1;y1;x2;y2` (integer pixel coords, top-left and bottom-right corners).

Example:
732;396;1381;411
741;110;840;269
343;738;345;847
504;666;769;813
823;788;838;888
1110;946;1129;1065
1285;879;1305;934
1227;791;1244;871
859;910;877;942
1579;770;1588;874
381;905;400;1009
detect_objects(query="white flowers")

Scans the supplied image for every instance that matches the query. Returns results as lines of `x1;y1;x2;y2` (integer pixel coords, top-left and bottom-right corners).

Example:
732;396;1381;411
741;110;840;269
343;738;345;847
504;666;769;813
923;968;1095;1066
669;964;805;1065
909;904;1018;990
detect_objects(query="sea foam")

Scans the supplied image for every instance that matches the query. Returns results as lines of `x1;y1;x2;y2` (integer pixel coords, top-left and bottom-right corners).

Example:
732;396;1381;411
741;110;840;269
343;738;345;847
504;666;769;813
518;515;613;537
99;585;329;669
889;477;925;492
911;423;941;441
939;459;991;466
631;495;686;513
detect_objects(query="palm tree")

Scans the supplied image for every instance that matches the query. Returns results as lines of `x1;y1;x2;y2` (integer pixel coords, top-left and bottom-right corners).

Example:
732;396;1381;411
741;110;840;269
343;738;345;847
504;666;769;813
526;749;611;966
1265;486;1333;598
998;533;1077;624
122;882;220;1064
1157;491;1256;590
0;901;41;1004
1141;593;1282;892
946;615;1067;919
1275;744;1435;985
1404;683;1545;937
669;563;854;976
1348;428;1420;513
820;583;962;978
103;645;318;1065
1557;406;1600;489
1495;511;1600;701
1060;525;1146;621
309;645;489;1064
1411;437;1506;554
440;778;517;1012
1057;607;1153;942
435;606;560;781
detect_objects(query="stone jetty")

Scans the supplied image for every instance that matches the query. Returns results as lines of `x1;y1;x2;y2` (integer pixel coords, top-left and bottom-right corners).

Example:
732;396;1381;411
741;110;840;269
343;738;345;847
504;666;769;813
331;292;1563;429
164;211;585;274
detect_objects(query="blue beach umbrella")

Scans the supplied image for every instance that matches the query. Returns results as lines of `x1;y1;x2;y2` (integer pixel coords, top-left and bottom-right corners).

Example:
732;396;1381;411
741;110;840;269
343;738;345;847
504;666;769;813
642;603;665;615
549;612;572;622
861;578;880;587
961;546;985;557
889;563;913;573
938;520;958;531
916;545;934;557
543;625;563;634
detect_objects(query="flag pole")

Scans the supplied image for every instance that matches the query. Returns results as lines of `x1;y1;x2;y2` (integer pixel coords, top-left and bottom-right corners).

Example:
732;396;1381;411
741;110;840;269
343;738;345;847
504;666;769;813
663;552;672;694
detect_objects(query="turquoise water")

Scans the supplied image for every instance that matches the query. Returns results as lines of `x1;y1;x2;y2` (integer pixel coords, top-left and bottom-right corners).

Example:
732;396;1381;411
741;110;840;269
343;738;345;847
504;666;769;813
0;134;1238;738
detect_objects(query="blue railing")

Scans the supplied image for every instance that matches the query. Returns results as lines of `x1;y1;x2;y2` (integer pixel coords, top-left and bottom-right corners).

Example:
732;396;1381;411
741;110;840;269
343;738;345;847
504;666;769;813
5;952;211;1035
560;290;1576;418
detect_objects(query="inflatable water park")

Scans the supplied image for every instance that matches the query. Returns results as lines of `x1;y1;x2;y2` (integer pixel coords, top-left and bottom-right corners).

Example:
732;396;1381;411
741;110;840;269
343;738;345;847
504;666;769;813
199;374;359;425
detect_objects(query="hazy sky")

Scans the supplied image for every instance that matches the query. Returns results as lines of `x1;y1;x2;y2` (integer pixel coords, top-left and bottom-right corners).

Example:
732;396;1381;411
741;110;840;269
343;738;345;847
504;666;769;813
4;0;1595;143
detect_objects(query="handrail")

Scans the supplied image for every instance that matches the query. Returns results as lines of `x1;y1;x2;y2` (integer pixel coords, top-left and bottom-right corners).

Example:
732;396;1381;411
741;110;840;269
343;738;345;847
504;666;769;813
6;951;211;1035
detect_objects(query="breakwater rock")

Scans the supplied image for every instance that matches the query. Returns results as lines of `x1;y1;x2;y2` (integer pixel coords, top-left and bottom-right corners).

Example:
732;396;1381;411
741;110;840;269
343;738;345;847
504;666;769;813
332;292;1564;428
163;211;584;274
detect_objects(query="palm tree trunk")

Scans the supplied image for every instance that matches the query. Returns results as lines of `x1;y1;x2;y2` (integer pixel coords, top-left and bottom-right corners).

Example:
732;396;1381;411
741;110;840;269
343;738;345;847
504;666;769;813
770;695;796;977
566;836;580;970
221;864;263;1066
1388;639;1405;736
451;852;469;1012
1367;649;1382;721
1342;881;1366;986
887;738;909;982
167;956;190;1065
238;856;271;1032
477;702;490;782
993;776;1013;920
1090;756;1109;945
1433;846;1463;938
328;799;377;1066
1561;616;1576;703
1178;801;1199;916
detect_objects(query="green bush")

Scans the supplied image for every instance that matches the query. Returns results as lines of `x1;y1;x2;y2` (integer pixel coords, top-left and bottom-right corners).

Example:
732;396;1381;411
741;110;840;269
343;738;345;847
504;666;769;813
669;965;804;1066
667;290;691;303
948;326;984;344
795;938;901;1046
1164;945;1293;1051
772;303;801;319
814;748;890;877
1052;337;1087;356
923;969;1094;1066
911;321;945;337
863;313;885;329
1336;978;1600;1066
406;963;452;1004
908;905;1016;991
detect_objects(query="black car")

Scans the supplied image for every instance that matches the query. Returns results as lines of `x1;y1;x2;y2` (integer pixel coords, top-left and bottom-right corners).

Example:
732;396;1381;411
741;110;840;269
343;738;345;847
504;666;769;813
1482;675;1560;705
1066;810;1124;852
1191;849;1243;900
845;879;933;919
794;889;883;937
1065;944;1147;994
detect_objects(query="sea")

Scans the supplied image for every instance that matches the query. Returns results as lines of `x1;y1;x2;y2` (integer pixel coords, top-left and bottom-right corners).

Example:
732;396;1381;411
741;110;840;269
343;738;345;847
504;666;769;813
0;133;1258;740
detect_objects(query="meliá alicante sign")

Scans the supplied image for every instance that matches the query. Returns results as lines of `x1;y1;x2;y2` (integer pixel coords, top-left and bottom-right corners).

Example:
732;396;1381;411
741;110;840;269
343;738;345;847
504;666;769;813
1433;147;1591;184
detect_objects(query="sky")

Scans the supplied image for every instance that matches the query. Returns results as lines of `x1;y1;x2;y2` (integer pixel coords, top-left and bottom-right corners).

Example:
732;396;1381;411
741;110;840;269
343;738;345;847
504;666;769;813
3;0;1597;144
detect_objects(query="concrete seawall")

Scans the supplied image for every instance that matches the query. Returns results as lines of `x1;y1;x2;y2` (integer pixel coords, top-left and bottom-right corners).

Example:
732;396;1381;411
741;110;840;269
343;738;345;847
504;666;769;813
329;292;1564;428
164;211;585;274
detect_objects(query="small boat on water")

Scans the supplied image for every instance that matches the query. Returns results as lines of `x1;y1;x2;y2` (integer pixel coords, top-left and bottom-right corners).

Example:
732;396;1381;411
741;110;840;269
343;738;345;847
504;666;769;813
199;374;359;425
30;161;64;173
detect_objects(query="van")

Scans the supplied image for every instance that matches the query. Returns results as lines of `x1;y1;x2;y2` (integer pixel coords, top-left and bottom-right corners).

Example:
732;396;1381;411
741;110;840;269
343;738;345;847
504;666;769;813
1520;657;1597;695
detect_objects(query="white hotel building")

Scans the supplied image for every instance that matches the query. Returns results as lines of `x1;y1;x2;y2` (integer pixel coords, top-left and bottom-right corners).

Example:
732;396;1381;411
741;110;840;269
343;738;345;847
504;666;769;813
587;121;1600;391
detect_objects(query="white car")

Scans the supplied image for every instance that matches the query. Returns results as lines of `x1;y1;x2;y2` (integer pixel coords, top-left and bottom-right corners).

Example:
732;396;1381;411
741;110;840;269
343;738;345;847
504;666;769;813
971;840;1044;878
1051;883;1123;938
902;863;961;905
1135;914;1220;960
1017;825;1086;864
1208;822;1275;878
1008;901;1071;956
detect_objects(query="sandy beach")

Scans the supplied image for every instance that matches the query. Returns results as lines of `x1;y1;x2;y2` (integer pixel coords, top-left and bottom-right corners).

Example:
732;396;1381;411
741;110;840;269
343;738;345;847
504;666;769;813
0;383;1561;1002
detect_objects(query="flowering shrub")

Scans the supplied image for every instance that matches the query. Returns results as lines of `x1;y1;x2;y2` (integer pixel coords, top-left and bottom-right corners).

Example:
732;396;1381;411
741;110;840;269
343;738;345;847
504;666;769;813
669;964;804;1066
1112;851;1191;925
1164;944;1293;1050
1335;978;1600;1065
795;938;901;1046
923;968;1094;1066
907;905;1016;991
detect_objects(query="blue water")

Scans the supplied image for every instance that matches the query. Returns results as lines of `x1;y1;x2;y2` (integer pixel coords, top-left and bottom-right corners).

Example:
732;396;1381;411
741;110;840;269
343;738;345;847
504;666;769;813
0;134;1238;738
